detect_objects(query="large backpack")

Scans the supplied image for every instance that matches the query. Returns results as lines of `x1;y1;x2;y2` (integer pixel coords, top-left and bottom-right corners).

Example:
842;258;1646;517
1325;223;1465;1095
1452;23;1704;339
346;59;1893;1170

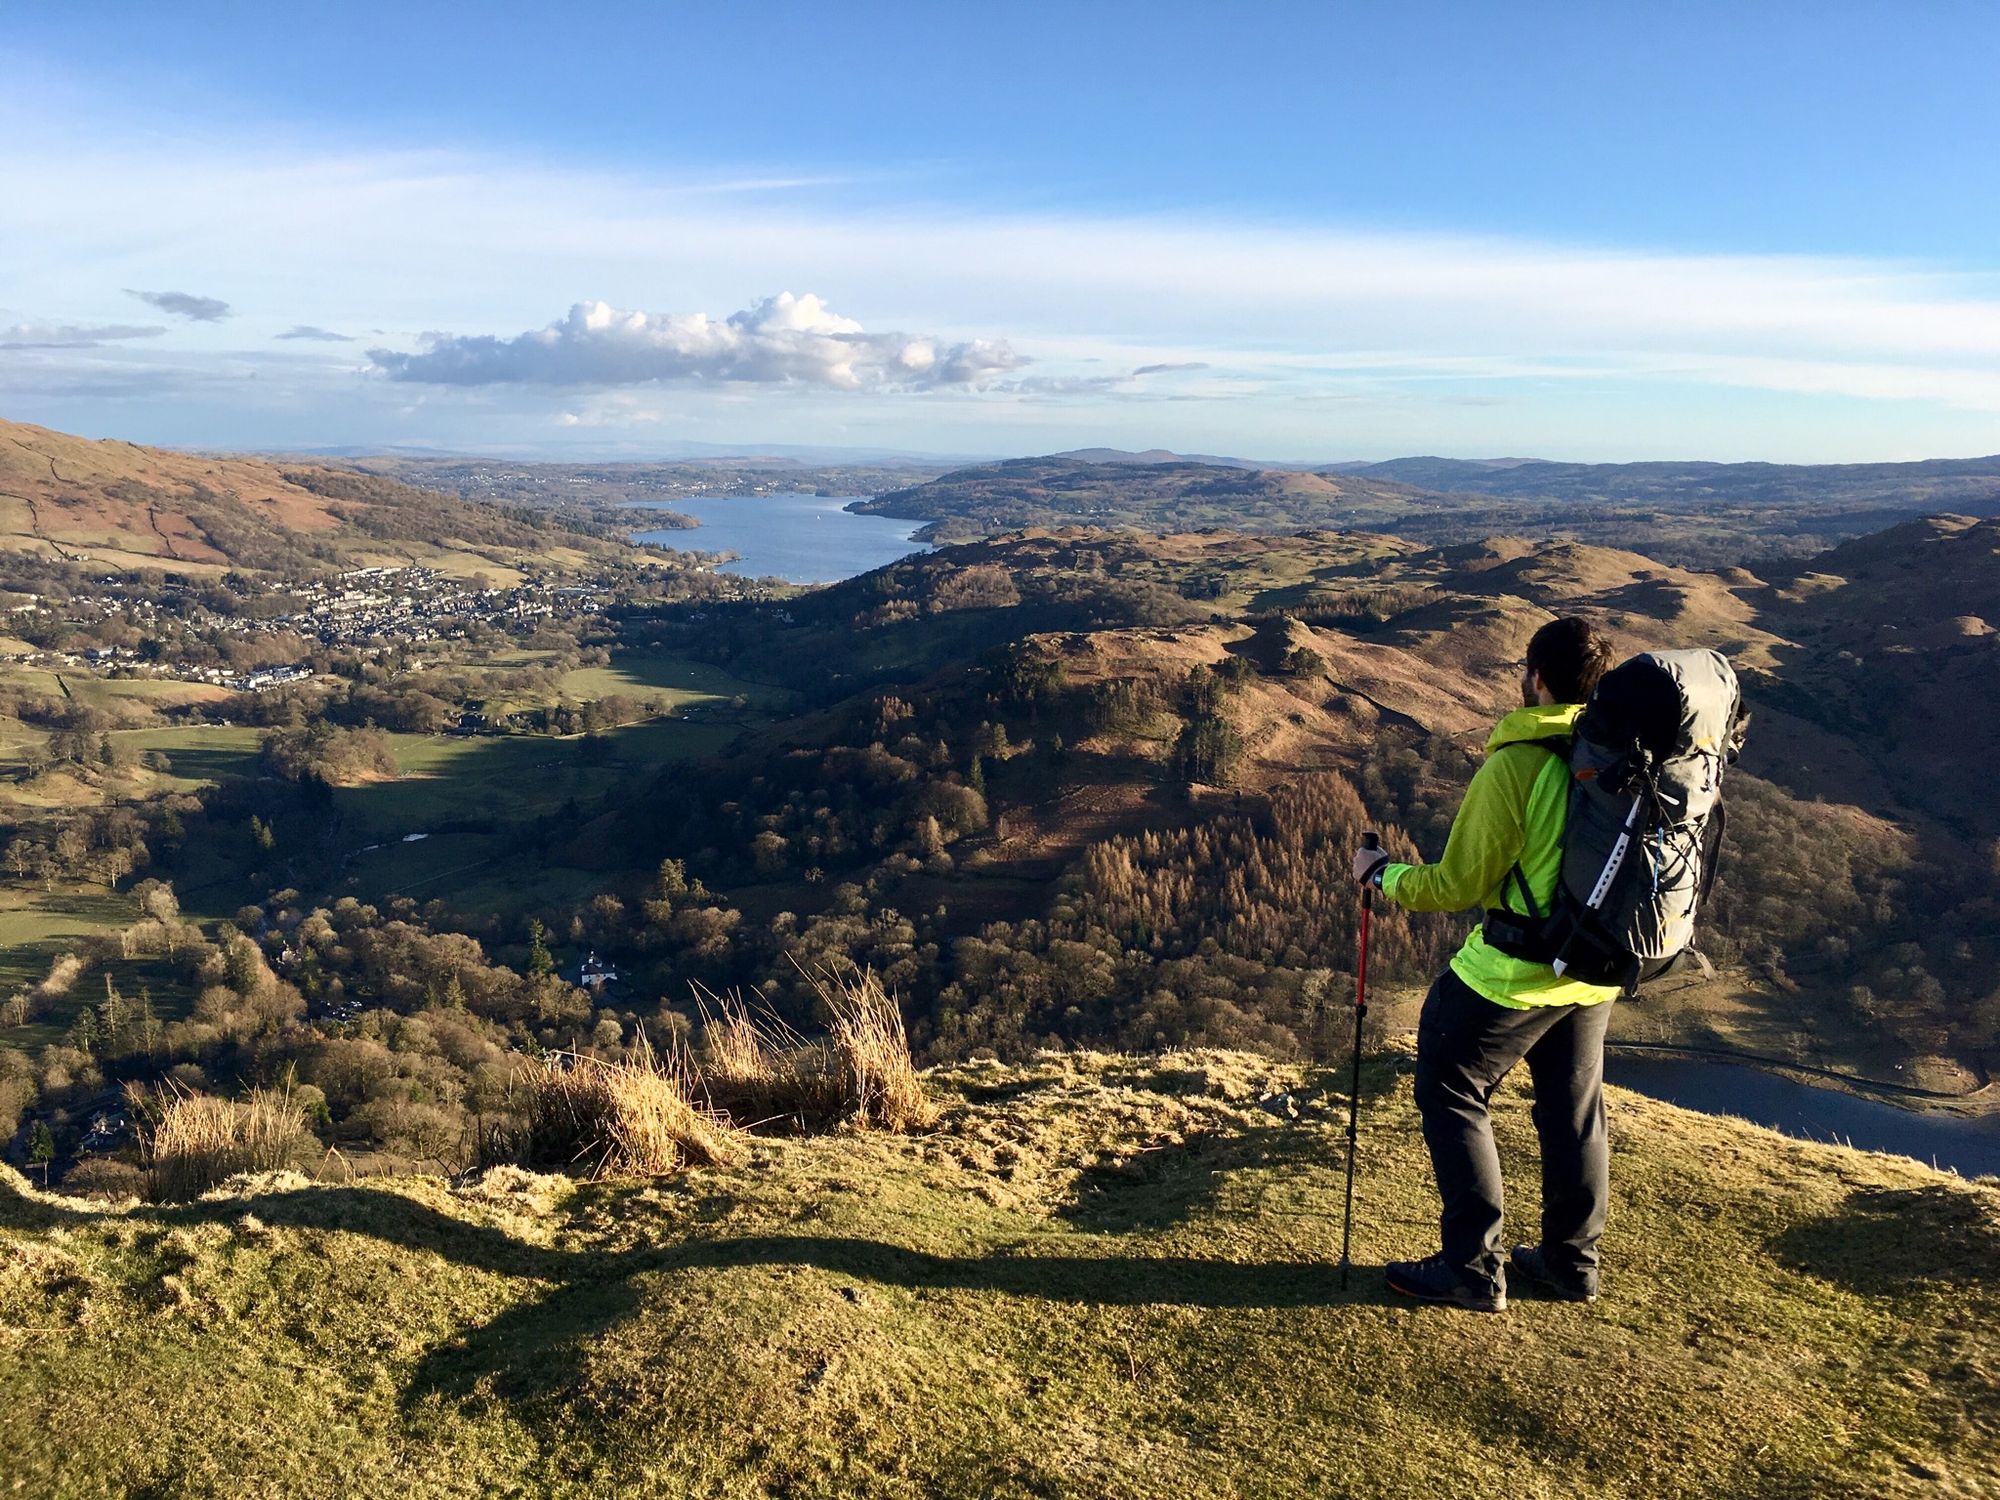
1484;648;1746;993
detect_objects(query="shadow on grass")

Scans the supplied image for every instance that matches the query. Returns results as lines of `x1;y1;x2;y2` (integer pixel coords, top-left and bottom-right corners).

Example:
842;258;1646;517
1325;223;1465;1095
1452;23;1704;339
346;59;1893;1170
148;747;261;785
1767;1184;2000;1296
400;1230;1407;1415
0;1171;1406;1426
1060;1120;1346;1233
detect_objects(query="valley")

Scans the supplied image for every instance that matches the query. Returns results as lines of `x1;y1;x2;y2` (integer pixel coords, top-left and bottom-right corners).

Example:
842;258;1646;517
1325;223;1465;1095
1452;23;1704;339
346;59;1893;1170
1;419;1996;1194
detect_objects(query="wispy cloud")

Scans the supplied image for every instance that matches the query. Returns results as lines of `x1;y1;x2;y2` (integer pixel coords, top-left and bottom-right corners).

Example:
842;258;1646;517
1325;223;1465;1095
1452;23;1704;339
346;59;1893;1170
0;321;165;349
126;289;232;321
8;88;2000;454
370;295;1023;391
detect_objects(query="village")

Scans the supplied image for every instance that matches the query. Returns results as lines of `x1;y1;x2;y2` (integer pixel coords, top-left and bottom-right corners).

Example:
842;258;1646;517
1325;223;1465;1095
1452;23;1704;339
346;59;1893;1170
12;566;617;692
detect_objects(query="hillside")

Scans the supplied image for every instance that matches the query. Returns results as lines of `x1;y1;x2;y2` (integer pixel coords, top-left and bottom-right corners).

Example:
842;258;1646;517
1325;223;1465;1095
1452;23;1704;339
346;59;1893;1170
0;418;619;578
1750;514;2000;836
853;457;1432;542
1048;447;1264;468
856;453;2000;567
354;454;953;523
1353;453;2000;510
599;516;1994;1080
4;1049;1994;1498
7;497;1998;1203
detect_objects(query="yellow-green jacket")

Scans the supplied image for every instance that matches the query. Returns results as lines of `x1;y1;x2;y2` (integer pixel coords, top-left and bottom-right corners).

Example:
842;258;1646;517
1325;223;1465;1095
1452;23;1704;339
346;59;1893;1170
1379;702;1620;1009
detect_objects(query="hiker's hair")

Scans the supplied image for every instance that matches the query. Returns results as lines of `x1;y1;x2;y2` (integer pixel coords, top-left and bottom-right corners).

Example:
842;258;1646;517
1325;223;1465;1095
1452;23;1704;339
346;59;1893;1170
1525;617;1615;704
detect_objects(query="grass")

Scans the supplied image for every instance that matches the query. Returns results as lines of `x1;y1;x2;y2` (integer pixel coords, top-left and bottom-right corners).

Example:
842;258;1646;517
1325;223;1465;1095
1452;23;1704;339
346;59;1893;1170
107;724;265;792
554;647;793;711
0;887;131;953
331;719;740;841
0;665;228;713
341;543;530;586
695;969;941;1133
143;1085;318;1203
0;888;147;1047
509;1041;738;1178
3;1049;1993;1497
816;965;940;1133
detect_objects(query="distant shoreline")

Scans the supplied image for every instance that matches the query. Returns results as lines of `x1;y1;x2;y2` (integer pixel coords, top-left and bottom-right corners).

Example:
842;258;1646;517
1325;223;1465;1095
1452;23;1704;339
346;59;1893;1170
1605;1039;1995;1117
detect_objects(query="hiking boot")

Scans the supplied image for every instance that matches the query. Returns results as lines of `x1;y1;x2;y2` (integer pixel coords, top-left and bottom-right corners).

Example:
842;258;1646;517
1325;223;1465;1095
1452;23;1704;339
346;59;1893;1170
1384;1255;1506;1313
1509;1244;1599;1303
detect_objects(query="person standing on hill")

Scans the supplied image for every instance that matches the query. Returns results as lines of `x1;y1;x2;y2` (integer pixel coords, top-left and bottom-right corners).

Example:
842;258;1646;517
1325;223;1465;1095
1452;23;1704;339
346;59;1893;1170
1351;616;1619;1313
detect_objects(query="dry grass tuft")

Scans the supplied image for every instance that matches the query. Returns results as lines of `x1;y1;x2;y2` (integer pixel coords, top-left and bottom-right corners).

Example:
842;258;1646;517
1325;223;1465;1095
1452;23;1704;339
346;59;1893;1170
695;969;937;1134
694;984;788;1096
810;964;940;1133
694;985;836;1127
145;1085;315;1203
512;1036;738;1177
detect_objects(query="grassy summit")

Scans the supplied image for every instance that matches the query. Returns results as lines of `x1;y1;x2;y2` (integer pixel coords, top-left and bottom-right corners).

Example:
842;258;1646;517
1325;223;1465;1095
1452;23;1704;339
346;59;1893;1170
3;1050;1995;1498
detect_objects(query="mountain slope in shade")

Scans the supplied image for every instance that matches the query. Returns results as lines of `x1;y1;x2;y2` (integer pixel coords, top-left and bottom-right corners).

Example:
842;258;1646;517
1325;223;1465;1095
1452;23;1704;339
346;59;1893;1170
1750;514;2000;833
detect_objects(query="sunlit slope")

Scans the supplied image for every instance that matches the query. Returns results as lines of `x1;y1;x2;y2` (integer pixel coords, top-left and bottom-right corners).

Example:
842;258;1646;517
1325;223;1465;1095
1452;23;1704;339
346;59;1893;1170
0;417;612;576
3;1050;1993;1498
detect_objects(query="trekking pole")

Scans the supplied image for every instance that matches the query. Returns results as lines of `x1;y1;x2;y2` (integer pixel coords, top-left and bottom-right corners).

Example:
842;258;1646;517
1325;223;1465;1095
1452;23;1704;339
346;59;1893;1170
1339;830;1380;1291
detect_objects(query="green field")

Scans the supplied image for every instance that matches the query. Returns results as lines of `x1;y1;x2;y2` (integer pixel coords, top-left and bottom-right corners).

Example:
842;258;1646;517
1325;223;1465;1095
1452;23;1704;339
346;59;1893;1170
110;724;265;792
0;888;131;986
0;665;228;712
554;648;791;709
339;718;738;837
84;677;231;705
0;886;182;1048
0;725;262;1048
0;709;745;1035
325;718;738;912
3;1050;1994;1497
345;831;628;915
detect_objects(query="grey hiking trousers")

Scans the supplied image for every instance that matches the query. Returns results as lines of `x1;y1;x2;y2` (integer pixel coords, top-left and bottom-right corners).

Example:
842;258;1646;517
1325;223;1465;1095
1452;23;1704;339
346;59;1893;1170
1412;968;1612;1295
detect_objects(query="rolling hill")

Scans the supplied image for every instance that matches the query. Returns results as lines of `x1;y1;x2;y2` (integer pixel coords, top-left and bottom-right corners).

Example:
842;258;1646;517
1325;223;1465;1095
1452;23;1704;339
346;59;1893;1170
852;457;1434;542
856;452;2000;567
604;510;1997;1084
1350;453;2000;509
5;414;1997;1243
0;418;619;578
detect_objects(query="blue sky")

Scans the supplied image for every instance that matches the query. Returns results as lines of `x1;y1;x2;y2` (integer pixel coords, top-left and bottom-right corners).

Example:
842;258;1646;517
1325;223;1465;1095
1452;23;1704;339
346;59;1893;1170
3;1;1998;461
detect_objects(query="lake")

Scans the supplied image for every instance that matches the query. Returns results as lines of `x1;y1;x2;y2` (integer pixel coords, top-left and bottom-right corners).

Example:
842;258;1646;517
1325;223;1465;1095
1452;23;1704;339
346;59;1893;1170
1606;1054;2000;1178
629;493;928;584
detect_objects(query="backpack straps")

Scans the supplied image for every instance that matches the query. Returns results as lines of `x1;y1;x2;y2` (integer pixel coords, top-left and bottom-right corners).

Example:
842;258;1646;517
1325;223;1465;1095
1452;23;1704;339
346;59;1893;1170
1494;736;1572;919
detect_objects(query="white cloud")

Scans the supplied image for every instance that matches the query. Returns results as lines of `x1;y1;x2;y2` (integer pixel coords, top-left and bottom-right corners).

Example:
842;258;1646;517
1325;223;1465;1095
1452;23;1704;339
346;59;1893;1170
370;294;1022;391
276;324;354;342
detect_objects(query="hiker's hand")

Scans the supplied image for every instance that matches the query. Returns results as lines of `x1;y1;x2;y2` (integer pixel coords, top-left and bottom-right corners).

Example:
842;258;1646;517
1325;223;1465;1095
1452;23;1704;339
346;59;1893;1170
1352;846;1391;886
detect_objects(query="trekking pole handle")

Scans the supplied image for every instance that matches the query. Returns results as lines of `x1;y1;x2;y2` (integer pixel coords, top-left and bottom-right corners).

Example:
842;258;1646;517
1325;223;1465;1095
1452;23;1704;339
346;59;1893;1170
1361;830;1381;913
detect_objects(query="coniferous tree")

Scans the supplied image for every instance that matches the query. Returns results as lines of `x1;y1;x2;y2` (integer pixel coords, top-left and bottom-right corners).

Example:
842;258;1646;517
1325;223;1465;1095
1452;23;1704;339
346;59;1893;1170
27;1121;54;1186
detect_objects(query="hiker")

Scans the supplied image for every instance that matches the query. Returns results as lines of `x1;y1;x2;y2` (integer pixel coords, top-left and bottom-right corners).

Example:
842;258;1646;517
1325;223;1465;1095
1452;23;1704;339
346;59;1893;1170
1351;617;1618;1312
